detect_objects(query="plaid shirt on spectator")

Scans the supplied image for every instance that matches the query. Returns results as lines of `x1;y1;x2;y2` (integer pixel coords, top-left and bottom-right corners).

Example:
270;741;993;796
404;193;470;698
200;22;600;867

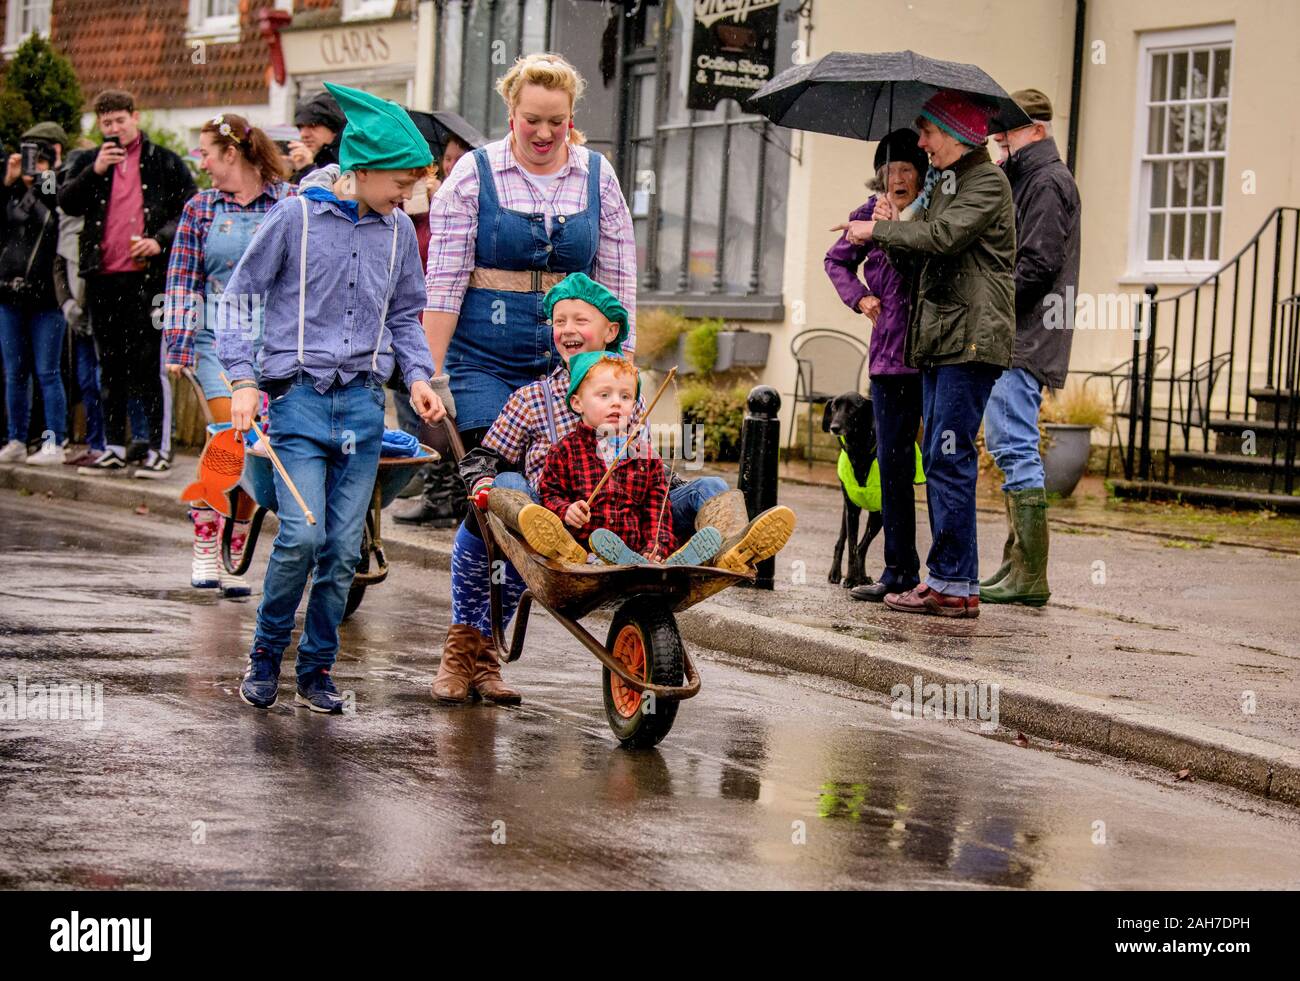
162;183;295;368
539;422;674;557
423;139;637;356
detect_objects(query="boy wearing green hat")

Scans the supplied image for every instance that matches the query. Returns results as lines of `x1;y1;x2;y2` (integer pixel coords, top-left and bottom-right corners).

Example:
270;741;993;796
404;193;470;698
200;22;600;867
219;82;448;714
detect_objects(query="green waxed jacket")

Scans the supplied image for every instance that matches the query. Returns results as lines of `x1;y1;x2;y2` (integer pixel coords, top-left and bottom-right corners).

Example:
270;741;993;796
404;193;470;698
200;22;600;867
873;146;1016;371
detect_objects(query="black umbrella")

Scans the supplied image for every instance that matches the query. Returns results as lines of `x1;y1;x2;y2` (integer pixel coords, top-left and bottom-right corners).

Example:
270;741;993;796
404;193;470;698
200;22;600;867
746;50;1032;142
404;109;489;160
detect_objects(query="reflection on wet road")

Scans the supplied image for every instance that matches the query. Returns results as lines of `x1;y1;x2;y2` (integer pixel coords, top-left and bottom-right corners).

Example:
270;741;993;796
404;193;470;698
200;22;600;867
2;493;1299;889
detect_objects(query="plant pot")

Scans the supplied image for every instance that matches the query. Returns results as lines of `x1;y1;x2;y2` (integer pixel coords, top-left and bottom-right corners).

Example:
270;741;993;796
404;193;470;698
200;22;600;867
649;330;771;374
1042;423;1093;497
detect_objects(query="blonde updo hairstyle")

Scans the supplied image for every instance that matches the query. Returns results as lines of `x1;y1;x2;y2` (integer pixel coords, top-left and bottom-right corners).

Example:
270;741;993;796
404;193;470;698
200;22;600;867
495;52;588;146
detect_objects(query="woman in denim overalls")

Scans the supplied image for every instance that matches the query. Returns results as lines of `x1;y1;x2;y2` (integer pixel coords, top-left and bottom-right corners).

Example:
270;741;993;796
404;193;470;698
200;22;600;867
163;114;294;598
424;53;638;705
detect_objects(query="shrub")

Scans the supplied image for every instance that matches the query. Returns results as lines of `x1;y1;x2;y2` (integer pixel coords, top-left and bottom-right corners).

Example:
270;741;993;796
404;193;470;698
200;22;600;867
0;34;83;151
636;307;689;362
1041;382;1109;428
679;380;748;462
684;317;724;373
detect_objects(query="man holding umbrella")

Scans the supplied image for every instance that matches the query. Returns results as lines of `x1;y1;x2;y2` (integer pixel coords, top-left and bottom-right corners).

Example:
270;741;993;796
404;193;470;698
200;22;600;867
840;89;1016;617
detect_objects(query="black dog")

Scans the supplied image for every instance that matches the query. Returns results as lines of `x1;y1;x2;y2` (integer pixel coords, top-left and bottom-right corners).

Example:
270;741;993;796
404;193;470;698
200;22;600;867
824;392;883;589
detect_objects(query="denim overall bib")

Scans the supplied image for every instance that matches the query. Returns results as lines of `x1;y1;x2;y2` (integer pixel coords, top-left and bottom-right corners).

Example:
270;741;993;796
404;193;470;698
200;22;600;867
444;145;602;431
194;196;272;397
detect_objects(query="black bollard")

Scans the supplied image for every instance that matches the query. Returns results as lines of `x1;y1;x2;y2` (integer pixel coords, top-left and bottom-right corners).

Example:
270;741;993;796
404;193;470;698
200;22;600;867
736;385;781;589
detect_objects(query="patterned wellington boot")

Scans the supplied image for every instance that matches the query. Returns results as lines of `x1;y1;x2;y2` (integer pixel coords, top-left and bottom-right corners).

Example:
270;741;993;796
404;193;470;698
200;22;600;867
190;508;220;589
219;518;252;598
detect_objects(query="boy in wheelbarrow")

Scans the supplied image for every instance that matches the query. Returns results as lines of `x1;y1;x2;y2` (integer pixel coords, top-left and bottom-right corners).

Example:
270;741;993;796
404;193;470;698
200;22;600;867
220;82;448;713
444;274;793;702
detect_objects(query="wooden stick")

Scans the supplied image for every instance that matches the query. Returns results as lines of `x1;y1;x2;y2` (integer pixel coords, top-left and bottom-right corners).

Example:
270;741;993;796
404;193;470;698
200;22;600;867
221;373;317;525
584;366;677;510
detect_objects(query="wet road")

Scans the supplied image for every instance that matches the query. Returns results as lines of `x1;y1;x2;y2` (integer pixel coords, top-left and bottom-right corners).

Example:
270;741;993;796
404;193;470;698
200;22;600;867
2;491;1299;890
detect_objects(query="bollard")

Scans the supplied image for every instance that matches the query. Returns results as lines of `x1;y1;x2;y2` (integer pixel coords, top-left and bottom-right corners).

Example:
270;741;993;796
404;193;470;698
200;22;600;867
736;385;781;589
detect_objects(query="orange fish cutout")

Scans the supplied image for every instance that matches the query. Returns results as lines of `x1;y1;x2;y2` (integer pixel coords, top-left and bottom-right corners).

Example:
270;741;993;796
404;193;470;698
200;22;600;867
180;426;246;516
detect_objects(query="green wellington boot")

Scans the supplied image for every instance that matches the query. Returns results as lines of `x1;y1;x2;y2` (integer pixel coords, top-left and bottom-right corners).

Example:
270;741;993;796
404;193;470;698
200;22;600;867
981;487;1051;606
980;491;1017;589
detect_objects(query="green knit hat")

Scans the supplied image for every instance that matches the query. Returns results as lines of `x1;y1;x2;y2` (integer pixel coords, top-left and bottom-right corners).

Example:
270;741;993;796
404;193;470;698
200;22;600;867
544;272;629;351
324;82;432;172
566;351;641;406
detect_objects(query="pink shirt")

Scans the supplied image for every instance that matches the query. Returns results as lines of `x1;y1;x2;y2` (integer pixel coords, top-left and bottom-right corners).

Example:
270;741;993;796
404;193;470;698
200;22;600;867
424;139;638;354
100;134;145;274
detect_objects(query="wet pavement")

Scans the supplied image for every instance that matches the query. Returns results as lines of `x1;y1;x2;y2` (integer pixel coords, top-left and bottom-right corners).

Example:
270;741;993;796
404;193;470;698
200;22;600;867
2;492;1300;890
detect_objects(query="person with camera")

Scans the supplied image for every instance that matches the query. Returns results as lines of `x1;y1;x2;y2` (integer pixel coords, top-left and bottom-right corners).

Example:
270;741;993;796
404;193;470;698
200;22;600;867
0;123;69;466
57;89;197;477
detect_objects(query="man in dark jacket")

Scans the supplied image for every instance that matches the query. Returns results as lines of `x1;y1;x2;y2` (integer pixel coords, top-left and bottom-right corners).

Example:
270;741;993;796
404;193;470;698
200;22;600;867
288;90;345;184
57;89;196;476
980;89;1081;607
844;88;1016;618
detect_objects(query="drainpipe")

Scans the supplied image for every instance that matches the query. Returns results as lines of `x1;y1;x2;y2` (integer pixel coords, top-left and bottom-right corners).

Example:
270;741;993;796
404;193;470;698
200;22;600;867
413;1;437;112
1066;0;1086;174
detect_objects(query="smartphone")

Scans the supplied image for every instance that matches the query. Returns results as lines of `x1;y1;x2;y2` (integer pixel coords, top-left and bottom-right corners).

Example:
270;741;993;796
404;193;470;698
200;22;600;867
103;135;121;149
20;142;39;176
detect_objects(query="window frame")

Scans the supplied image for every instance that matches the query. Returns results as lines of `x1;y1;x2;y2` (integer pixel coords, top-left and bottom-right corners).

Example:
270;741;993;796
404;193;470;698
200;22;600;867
3;0;52;54
186;0;241;44
341;0;399;22
1128;23;1235;279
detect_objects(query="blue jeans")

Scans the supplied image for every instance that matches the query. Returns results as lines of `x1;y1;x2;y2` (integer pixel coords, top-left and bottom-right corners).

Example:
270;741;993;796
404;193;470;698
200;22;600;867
871;374;923;590
983;366;1045;492
253;375;386;676
0;304;67;444
921;363;1001;597
495;471;727;543
71;333;105;450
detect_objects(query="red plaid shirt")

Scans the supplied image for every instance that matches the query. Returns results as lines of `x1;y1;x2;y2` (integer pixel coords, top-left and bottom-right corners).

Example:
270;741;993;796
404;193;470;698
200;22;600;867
539;423;674;557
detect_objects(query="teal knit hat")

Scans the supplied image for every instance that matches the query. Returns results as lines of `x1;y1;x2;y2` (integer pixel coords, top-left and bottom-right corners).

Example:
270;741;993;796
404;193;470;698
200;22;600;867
566;351;640;407
324;82;433;172
544;272;629;351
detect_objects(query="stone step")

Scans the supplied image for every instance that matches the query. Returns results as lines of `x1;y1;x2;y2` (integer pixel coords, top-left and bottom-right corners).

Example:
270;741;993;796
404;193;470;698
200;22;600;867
1170;449;1299;493
1111;478;1300;513
1207;416;1300;456
1249;387;1300;422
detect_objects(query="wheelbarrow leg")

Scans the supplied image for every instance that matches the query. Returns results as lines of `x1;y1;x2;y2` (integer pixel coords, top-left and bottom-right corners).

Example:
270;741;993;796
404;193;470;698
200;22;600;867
508;590;533;664
222;487;267;577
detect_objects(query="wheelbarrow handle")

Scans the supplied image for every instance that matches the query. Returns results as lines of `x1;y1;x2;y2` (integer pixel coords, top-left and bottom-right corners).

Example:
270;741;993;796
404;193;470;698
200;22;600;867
220;372;317;526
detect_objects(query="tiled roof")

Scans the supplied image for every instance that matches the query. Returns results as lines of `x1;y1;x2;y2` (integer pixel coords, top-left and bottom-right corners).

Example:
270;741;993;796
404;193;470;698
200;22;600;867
52;0;277;111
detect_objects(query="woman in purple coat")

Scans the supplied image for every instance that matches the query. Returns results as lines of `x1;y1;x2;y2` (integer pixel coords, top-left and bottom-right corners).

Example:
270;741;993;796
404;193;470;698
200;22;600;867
825;129;929;601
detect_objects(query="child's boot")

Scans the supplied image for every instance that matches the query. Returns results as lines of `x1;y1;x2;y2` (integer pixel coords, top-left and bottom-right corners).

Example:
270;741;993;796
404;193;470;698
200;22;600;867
693;489;750;539
515;502;588;564
713;505;797;573
219;517;252;598
589;528;648;566
487;486;534;536
664;527;723;567
190;507;219;588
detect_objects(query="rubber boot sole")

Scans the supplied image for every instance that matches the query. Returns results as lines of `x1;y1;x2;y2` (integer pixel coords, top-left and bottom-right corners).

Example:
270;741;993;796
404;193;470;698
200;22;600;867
517;504;588;564
589;528;648;566
664;527;723;567
713;506;796;573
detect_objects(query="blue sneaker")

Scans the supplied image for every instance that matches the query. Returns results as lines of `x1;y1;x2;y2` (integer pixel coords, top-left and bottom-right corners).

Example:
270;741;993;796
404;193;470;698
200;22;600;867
589;528;649;566
664;526;723;567
239;646;281;708
296;668;345;714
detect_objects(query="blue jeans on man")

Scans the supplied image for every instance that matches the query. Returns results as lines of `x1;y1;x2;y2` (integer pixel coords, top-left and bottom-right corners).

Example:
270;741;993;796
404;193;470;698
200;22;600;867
252;375;386;678
920;363;1002;597
0;305;68;445
983;367;1044;491
871;374;923;590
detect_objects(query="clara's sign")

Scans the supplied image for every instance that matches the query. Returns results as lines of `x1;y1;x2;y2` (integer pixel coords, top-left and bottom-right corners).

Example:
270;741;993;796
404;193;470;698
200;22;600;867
687;0;780;111
320;27;392;67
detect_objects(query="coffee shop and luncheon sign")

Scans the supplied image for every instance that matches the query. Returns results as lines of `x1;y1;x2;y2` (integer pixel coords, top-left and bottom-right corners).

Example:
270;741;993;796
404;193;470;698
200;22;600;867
688;0;780;110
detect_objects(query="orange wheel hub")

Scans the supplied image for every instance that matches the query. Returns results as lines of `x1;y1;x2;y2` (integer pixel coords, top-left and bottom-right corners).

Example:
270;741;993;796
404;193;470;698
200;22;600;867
609;624;647;719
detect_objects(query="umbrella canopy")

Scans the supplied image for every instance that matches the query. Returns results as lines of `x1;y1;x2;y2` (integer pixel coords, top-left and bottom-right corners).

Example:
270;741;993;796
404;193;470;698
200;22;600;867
404;109;489;159
746;50;1033;142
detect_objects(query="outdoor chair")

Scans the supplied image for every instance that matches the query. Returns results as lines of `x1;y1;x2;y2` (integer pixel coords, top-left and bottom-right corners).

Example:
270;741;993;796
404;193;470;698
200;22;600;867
786;328;869;466
1077;347;1169;478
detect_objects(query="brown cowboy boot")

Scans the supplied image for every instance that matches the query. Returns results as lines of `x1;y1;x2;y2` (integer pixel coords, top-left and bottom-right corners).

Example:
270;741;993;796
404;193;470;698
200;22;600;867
432;624;480;703
470;632;522;705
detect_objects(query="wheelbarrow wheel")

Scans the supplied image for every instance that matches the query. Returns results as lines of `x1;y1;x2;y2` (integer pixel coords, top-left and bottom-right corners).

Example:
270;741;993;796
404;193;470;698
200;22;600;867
343;532;370;621
602;596;683;749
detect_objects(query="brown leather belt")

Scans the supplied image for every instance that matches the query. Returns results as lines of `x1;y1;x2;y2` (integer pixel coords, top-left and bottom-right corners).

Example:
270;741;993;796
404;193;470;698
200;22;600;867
468;268;569;293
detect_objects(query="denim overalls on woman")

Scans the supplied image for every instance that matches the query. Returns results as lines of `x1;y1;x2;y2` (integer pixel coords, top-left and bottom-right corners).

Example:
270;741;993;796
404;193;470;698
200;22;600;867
444;147;601;432
193;200;267;398
253;197;397;676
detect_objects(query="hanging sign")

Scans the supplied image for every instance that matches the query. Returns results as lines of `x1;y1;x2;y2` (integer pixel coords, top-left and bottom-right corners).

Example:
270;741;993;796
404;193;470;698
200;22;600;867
686;0;780;111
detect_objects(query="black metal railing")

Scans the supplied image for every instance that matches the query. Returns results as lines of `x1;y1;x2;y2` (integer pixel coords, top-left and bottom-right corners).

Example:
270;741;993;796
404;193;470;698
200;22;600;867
1124;206;1300;495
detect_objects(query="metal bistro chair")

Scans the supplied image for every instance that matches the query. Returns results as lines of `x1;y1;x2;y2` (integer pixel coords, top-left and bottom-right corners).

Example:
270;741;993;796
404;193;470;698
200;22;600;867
1076;347;1169;478
786;328;869;466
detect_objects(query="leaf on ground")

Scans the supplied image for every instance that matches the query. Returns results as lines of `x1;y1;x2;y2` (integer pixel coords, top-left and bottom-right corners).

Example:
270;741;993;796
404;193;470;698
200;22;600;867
1175;768;1194;782
134;505;149;515
1013;731;1030;747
